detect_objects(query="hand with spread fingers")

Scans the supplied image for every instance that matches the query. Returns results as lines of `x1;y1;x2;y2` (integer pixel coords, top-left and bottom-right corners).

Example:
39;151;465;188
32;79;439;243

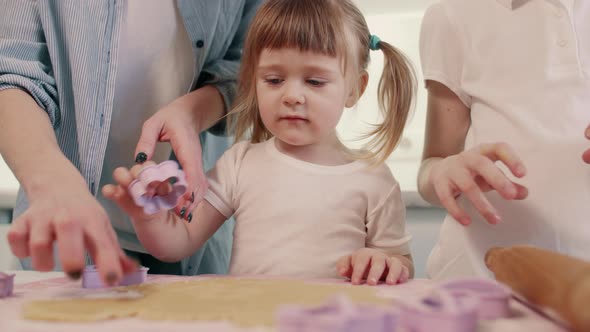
428;142;529;226
336;248;412;286
6;157;137;286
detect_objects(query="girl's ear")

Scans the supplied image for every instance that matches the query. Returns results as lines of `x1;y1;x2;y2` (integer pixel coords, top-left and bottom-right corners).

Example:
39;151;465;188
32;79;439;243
345;70;369;108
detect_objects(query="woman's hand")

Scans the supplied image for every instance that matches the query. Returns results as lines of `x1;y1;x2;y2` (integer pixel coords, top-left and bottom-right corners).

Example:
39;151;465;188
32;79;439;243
133;86;225;222
429;142;529;225
7;167;137;286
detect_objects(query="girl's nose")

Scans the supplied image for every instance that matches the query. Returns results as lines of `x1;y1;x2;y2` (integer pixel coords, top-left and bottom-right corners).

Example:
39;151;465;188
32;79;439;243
282;82;305;106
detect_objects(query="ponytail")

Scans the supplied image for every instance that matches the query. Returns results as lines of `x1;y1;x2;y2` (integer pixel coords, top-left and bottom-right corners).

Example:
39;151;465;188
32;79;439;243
362;40;416;165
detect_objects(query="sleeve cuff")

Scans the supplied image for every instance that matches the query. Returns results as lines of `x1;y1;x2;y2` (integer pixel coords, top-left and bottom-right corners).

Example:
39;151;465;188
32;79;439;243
206;81;236;136
0;77;60;128
423;72;471;108
204;189;234;219
367;234;412;256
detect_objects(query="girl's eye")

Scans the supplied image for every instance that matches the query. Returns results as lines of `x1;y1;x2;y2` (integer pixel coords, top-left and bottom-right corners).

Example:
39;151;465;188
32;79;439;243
264;78;283;85
307;79;326;87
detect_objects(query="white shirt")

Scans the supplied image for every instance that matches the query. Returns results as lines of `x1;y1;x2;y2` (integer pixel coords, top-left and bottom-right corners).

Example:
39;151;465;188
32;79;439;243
420;0;590;279
98;0;195;252
204;139;411;278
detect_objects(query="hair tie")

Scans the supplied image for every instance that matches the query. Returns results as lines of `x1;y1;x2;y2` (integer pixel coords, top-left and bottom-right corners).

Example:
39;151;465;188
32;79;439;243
369;34;381;51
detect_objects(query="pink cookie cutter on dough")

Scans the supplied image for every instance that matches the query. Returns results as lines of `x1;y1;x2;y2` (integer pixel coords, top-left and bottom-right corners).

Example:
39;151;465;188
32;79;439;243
0;272;15;298
82;265;149;289
277;295;397;332
129;160;187;215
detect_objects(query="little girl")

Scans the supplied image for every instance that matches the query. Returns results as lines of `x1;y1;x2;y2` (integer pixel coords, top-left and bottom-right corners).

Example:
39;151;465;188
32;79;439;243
103;0;416;285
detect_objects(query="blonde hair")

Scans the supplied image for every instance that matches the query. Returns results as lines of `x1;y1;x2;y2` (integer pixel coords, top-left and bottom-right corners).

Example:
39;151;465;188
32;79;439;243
230;0;416;165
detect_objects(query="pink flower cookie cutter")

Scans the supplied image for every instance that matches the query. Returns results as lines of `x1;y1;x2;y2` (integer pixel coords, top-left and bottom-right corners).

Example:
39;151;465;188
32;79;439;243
0;272;15;298
276;295;397;332
82;265;149;289
129;160;187;215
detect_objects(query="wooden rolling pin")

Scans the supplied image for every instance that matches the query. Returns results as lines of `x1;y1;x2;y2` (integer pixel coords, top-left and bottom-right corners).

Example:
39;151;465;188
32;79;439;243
485;246;590;332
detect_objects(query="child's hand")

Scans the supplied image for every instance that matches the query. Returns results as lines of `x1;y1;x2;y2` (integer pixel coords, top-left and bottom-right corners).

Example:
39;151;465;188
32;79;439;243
583;124;590;163
101;162;170;222
336;248;409;286
430;142;528;226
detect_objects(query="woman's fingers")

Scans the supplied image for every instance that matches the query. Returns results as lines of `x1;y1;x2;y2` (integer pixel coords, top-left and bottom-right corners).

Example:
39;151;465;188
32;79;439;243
479;142;527;178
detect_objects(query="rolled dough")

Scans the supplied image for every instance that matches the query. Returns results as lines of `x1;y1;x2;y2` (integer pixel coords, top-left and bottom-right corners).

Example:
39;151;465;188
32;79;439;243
23;278;389;327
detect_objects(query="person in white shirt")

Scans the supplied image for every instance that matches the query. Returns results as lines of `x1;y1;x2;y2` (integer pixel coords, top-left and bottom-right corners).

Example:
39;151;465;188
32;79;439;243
103;0;416;285
417;0;590;279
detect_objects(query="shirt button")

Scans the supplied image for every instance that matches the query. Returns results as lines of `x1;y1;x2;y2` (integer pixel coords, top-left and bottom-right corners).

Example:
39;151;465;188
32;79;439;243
557;39;567;47
195;40;204;48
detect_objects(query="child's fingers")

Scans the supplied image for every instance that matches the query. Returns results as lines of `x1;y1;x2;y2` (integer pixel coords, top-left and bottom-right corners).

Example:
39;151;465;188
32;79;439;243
397;265;410;284
113;167;135;187
385;258;404;285
350;254;370;285
514;183;529;200
366;256;386;286
155;182;172;196
129;161;157;178
434;181;471;226
101;184;117;200
102;182;146;217
479;142;527;178
336;255;352;278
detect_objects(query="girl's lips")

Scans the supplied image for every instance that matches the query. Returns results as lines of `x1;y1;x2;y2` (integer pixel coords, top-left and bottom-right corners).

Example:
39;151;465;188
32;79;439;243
280;116;308;121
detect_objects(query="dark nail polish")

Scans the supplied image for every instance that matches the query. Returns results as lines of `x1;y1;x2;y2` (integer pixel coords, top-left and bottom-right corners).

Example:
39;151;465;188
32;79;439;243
135;152;147;164
180;207;186;218
106;272;118;285
187;213;193;222
190;192;195;203
67;270;82;280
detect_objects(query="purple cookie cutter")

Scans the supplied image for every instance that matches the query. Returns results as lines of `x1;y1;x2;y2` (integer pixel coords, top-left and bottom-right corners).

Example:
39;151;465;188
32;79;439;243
274;278;511;332
441;278;511;320
277;296;397;332
0;272;15;298
82;265;149;289
400;279;511;332
400;289;479;332
129;160;187;215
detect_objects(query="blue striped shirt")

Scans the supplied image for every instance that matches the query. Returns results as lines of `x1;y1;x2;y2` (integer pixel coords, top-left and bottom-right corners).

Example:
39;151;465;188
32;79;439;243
0;0;261;275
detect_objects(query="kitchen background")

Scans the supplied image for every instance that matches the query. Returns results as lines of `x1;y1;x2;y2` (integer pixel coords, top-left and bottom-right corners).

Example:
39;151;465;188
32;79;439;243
0;0;446;277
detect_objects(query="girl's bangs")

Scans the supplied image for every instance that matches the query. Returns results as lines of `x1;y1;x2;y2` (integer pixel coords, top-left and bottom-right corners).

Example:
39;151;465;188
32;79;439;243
250;0;349;57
